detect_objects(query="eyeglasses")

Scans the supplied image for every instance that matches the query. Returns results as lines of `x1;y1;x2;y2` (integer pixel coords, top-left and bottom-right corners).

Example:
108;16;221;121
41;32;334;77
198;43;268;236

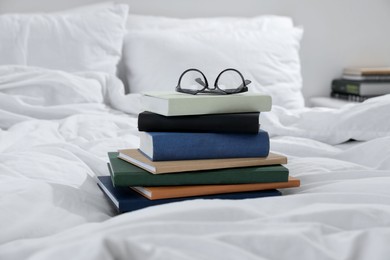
176;68;251;95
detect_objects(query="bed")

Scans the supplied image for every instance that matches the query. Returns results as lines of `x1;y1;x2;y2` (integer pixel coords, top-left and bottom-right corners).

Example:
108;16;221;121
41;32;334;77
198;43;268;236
1;3;390;259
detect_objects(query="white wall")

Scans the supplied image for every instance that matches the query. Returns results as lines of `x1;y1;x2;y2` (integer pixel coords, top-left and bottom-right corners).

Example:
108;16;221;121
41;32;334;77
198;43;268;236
1;0;390;103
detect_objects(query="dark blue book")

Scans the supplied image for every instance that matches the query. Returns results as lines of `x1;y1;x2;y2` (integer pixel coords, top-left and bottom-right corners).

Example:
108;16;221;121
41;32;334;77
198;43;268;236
139;130;270;161
97;176;281;213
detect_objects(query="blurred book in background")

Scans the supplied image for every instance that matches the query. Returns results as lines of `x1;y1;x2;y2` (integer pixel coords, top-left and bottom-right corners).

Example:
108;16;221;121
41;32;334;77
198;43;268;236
331;67;390;102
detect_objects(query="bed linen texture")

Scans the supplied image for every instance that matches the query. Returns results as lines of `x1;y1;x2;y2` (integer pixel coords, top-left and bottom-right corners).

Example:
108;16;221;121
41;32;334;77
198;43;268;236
0;66;390;259
0;4;128;75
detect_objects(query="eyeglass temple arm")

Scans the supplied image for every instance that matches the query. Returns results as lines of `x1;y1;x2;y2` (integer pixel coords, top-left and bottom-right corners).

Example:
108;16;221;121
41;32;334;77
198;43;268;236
244;79;251;85
195;78;207;87
237;79;251;89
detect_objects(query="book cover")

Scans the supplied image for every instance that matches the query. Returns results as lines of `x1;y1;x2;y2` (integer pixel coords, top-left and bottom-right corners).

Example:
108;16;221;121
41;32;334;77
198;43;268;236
118;149;287;174
331;79;390;96
108;153;289;187
132;176;300;200
138;111;260;134
343;67;390;76
139;130;270;161
97;176;282;213
141;91;272;116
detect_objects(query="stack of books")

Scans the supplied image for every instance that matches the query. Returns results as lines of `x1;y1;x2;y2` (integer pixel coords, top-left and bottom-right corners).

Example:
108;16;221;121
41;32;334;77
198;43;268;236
331;67;390;102
98;92;300;213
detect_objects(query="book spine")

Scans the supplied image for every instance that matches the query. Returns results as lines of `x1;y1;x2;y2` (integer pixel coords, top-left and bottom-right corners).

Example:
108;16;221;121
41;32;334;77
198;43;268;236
331;79;361;95
343;68;390;76
332;79;390;96
342;74;390;81
120;189;281;212
113;165;288;186
330;91;371;102
108;154;289;187
142;94;272;116
133;178;299;200
172;96;272;116
138;112;260;134
148;130;269;161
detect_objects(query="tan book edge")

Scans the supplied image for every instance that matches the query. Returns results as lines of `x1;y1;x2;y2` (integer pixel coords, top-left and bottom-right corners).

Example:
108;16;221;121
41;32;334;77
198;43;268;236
131;176;300;200
118;149;288;174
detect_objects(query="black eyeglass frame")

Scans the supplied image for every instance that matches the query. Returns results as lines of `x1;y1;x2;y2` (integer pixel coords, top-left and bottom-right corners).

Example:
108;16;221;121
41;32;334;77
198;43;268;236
175;68;251;95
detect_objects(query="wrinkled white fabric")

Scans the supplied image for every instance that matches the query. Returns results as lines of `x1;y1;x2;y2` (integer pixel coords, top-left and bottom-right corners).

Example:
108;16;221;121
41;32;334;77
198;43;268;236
0;65;390;259
0;4;128;74
262;95;390;144
0;66;141;129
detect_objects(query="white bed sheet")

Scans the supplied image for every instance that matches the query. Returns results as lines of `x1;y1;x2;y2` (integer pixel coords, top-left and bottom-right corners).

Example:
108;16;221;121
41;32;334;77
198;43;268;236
0;66;390;259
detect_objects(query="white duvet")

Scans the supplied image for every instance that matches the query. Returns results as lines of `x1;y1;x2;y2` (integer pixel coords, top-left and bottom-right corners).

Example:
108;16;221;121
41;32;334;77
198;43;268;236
0;66;390;260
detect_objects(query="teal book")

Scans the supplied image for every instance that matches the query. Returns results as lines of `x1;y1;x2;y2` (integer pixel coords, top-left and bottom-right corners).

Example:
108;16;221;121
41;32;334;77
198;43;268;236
108;152;289;187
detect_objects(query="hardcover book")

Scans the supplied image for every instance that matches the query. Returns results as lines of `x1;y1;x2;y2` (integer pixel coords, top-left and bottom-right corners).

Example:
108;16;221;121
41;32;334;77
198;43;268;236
141;91;272;116
132;176;300;200
97;176;282;213
118;149;287;174
332;79;390;96
343;67;390;76
331;91;373;102
342;74;390;81
138;111;260;134
139;130;270;161
108;152;289;187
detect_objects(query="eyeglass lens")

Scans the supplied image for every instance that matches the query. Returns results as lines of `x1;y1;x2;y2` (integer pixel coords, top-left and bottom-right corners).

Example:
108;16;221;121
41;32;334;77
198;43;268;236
215;70;246;91
179;70;207;92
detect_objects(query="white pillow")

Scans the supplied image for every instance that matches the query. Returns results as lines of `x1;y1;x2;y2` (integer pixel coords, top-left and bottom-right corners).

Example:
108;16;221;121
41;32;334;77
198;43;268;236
0;4;128;75
124;28;304;109
127;14;294;32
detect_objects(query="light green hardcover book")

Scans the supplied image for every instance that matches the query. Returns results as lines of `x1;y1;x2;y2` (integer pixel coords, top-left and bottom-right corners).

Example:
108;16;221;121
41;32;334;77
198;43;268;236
141;91;272;116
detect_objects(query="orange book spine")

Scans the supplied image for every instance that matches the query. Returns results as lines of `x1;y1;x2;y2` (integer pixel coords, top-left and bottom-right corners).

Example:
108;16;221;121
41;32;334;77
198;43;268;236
132;177;300;200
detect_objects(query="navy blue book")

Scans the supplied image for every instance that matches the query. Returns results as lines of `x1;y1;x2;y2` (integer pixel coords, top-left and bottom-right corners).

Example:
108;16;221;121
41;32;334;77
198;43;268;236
97;176;281;213
139;130;270;161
